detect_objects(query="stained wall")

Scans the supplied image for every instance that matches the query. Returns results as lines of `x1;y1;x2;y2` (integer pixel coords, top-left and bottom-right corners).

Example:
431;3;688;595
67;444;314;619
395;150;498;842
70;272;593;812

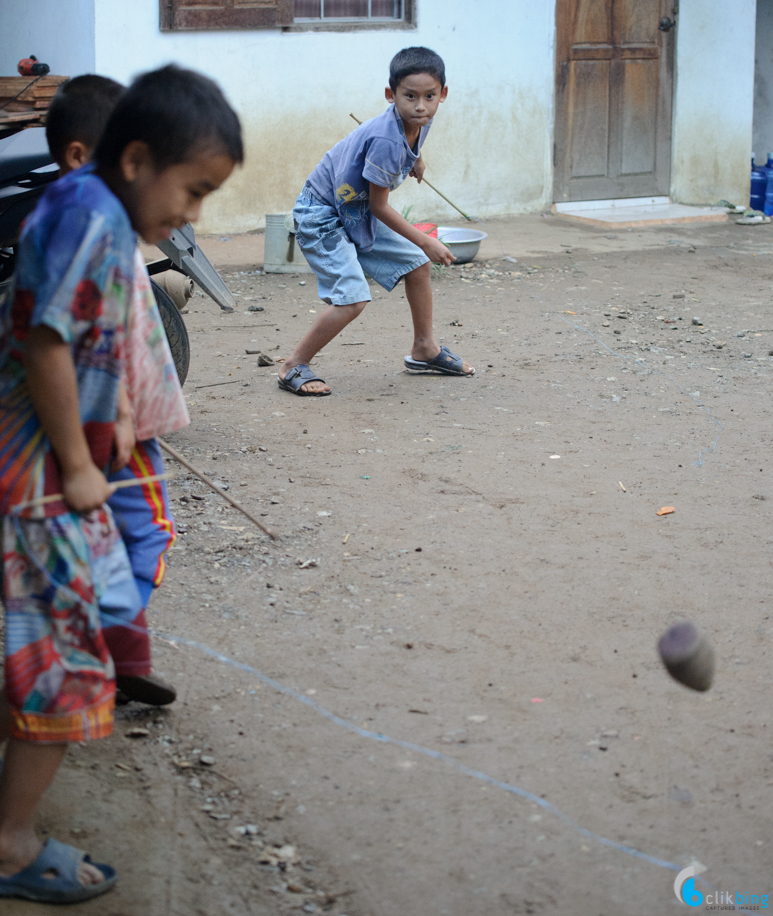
92;0;557;232
671;0;757;206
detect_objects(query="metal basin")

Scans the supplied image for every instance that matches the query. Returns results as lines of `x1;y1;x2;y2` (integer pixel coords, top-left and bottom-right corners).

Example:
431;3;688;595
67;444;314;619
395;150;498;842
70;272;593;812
436;227;487;263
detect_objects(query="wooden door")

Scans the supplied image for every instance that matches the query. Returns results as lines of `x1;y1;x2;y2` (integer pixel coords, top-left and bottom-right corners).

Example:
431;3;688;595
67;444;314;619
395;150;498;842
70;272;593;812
554;0;675;202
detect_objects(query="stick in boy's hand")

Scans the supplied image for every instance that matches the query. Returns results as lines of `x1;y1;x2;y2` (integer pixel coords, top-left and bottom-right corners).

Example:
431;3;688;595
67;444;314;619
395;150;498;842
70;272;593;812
62;463;115;514
13;473;172;512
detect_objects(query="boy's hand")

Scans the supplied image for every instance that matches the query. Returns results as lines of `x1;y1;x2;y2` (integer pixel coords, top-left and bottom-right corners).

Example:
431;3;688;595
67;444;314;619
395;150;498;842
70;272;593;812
409;157;426;183
422;236;456;266
111;381;135;472
62;462;114;514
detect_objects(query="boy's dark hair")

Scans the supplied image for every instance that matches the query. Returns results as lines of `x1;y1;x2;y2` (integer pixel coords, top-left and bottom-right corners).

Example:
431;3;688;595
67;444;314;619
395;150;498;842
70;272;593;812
389;47;445;91
94;64;243;170
45;75;125;164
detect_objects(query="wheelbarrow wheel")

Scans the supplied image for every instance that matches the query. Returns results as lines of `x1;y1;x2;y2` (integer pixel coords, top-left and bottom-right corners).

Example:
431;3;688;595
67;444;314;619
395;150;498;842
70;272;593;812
152;279;190;386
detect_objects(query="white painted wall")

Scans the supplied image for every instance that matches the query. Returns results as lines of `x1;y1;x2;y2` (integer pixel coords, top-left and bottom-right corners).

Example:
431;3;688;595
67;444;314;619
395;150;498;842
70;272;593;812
753;0;773;166
671;0;757;205
0;0;95;79
2;1;760;226
91;0;557;233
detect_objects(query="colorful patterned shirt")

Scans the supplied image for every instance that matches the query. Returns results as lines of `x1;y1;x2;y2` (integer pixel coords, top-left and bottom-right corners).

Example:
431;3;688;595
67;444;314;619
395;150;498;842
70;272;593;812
125;250;189;441
0;166;135;518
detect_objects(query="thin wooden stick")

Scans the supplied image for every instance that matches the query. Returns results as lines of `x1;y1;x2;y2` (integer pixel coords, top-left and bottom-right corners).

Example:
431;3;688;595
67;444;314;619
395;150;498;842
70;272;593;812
12;473;172;511
158;438;276;540
349;113;474;221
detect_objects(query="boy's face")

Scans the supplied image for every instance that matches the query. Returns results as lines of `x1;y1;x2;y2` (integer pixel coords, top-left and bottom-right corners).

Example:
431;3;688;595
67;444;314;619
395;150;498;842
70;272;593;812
385;73;447;131
117;142;235;244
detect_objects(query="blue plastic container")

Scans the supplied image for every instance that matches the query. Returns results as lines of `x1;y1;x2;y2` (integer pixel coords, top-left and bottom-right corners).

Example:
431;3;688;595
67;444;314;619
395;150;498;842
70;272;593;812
751;154;766;211
764;170;773;216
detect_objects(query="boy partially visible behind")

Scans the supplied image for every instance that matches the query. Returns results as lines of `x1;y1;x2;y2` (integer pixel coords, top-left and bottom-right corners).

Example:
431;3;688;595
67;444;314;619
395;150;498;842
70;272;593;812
278;46;474;396
46;76;188;707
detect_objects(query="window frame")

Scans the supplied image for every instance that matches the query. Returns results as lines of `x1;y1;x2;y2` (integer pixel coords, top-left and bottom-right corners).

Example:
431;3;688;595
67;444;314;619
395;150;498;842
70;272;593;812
292;0;415;32
288;0;415;30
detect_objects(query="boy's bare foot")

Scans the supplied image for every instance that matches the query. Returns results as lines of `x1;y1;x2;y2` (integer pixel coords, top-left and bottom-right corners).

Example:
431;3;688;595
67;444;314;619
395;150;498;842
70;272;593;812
278;360;331;395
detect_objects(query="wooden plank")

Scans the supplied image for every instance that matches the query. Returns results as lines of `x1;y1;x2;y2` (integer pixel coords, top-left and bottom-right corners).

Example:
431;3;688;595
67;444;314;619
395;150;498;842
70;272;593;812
619;59;658;176
0;111;43;126
574;0;611;43
569;60;610;179
570;45;658;60
0;76;67;93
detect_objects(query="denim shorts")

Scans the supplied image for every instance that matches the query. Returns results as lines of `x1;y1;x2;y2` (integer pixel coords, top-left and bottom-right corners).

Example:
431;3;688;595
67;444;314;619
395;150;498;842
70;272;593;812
293;186;429;306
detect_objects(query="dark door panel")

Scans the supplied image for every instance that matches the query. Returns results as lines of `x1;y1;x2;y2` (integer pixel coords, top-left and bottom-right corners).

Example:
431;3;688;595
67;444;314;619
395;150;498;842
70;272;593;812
554;0;675;202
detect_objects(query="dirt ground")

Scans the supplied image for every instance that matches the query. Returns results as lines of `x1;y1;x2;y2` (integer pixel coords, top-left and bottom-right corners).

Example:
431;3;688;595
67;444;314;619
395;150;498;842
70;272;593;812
5;212;773;916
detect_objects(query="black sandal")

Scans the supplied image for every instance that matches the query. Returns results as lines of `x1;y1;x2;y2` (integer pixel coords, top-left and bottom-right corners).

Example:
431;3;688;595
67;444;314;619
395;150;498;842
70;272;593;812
278;364;331;396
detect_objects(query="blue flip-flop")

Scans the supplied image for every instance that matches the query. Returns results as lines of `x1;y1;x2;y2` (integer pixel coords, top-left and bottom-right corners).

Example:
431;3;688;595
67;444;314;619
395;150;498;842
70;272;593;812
0;837;117;903
278;364;331;396
404;345;474;376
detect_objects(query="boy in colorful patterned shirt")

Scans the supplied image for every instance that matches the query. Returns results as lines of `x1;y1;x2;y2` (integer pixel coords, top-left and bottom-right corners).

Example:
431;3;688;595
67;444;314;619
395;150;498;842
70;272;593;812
0;66;242;903
46;75;189;707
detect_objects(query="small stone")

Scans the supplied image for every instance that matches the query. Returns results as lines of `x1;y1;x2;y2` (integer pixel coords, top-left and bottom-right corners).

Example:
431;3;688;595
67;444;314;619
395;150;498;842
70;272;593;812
714;341;725;349
299;281;306;286
245;348;260;354
673;293;685;299
744;352;753;358
692;317;703;326
126;727;150;738
227;837;242;848
200;754;216;766
247;304;264;312
257;353;274;366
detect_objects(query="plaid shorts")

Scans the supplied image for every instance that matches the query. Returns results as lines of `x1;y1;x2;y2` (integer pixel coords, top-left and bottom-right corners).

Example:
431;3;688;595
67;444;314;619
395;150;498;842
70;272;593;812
2;506;140;743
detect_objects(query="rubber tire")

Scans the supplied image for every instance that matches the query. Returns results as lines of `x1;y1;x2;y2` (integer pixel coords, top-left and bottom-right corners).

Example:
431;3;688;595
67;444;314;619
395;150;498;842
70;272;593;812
152;279;190;387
